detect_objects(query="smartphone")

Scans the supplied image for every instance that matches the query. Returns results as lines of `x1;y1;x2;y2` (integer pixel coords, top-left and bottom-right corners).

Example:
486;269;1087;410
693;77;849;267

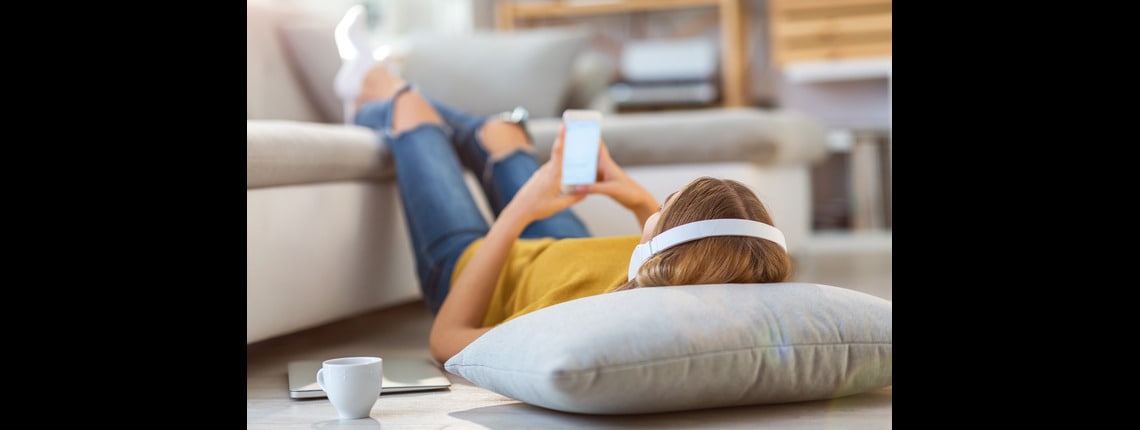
560;109;603;193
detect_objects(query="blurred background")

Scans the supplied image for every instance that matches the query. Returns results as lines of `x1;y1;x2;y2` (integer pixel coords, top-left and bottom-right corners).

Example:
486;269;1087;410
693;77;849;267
252;0;891;248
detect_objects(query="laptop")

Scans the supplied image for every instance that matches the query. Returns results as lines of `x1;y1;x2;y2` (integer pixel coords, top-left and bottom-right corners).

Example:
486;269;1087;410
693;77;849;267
287;357;452;399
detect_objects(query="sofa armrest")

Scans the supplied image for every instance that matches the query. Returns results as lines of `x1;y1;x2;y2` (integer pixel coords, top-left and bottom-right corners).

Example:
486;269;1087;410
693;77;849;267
528;108;828;168
247;120;393;189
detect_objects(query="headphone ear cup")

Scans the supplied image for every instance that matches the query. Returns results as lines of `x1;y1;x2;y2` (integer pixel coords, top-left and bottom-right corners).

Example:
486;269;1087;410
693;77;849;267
628;244;652;281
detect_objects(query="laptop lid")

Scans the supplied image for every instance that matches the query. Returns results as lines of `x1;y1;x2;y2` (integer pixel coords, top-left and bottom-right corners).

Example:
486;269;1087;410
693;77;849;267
287;358;451;399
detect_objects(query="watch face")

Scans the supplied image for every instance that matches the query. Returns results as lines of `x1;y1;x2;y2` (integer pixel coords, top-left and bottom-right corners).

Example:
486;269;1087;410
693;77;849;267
508;106;528;124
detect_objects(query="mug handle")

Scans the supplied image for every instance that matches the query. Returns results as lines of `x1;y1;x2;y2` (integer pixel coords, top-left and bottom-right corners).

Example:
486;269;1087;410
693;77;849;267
316;368;326;391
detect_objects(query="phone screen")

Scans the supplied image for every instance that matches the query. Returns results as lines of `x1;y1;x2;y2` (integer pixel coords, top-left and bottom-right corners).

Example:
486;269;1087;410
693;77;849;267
561;118;601;186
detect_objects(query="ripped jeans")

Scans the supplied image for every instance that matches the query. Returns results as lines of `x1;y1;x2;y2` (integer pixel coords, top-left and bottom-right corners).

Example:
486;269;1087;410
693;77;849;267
354;93;590;315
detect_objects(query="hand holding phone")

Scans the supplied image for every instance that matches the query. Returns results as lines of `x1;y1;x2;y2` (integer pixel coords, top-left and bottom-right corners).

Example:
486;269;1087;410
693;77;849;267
560;109;602;193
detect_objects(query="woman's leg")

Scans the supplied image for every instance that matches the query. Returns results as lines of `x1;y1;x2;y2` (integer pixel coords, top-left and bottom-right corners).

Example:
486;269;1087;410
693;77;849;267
353;69;590;240
352;66;488;315
429;102;591;239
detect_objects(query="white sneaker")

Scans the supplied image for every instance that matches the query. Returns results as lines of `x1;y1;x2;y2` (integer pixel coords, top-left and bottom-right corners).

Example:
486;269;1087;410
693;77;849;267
333;5;375;124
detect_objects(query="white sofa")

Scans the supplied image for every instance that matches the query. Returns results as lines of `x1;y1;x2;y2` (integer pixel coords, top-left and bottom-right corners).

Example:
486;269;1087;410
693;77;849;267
246;3;828;344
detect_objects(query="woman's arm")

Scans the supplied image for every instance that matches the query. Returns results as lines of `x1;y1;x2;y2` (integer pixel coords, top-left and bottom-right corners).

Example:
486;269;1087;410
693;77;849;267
428;206;527;364
429;125;586;364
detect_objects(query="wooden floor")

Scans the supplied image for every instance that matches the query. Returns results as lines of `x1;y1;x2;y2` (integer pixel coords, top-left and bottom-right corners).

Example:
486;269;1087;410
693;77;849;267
247;231;892;429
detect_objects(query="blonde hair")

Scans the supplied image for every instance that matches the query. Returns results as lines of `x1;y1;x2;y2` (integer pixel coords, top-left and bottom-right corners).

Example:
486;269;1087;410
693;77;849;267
614;177;793;291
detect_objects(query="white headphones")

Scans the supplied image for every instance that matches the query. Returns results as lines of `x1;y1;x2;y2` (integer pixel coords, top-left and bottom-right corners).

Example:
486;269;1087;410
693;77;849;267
627;219;788;281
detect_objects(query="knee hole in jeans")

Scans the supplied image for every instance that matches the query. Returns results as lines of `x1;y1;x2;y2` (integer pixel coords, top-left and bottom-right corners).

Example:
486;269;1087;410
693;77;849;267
478;120;532;158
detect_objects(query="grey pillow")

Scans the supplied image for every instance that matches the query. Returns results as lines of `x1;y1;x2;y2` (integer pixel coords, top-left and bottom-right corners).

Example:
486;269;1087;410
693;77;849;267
444;282;892;415
278;17;344;124
401;28;591;118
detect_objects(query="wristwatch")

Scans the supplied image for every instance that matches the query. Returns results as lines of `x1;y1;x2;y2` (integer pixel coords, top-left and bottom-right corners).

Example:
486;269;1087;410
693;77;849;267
495;106;532;145
498;105;528;125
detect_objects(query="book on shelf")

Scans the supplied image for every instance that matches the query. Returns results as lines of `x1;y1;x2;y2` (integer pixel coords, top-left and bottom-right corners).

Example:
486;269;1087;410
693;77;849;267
611;37;720;108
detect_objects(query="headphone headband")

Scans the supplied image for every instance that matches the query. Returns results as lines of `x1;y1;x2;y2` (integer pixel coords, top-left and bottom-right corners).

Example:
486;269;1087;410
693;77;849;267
647;219;788;255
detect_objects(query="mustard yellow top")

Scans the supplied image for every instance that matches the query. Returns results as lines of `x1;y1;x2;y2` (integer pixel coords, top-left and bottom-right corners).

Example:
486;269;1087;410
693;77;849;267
451;235;642;327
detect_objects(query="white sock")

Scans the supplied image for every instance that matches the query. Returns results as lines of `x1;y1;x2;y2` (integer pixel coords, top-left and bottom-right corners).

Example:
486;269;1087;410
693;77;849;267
333;5;376;118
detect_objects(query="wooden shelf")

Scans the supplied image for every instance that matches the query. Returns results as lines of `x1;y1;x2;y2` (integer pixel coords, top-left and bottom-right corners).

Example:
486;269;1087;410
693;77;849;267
782;56;891;83
501;0;723;20
495;0;750;108
768;0;892;67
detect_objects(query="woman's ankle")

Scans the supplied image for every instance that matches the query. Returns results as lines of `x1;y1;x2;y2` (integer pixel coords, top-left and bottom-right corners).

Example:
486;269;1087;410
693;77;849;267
355;65;408;109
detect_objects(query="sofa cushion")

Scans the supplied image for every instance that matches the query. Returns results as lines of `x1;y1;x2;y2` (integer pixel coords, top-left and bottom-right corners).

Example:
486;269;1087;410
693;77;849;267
278;16;345;124
401;27;591;119
247;2;329;122
444;282;892;415
278;20;590;123
528;108;829;167
247;120;391;189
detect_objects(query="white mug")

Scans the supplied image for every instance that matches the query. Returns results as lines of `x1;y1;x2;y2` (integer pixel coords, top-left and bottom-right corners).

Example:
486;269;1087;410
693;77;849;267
316;357;382;419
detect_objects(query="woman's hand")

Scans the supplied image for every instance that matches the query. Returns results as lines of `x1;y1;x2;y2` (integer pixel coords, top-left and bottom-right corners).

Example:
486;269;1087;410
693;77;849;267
582;140;660;227
501;124;587;224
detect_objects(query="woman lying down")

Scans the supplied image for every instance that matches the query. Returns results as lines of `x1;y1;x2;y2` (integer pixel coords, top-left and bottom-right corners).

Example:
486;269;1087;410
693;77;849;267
333;6;792;363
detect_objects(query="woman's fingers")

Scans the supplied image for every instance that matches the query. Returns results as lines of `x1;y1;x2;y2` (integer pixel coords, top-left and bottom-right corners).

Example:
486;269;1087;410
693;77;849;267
594;140;612;181
550;123;566;170
559;188;588;206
